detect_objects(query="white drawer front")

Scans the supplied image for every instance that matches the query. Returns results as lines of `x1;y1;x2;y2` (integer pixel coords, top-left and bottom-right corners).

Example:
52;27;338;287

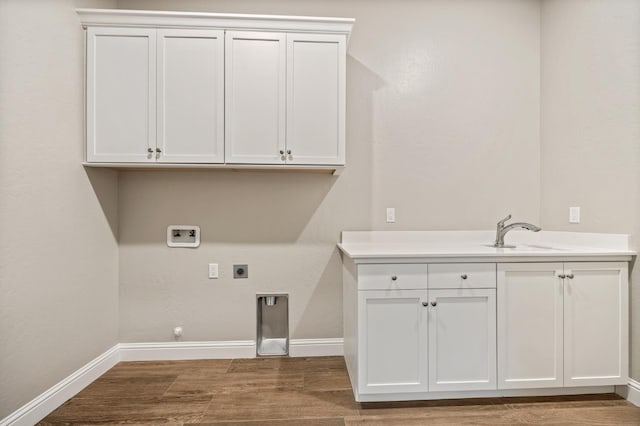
358;264;428;290
429;263;496;289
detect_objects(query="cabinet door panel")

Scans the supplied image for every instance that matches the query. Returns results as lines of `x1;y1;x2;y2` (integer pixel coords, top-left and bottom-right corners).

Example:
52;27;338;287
428;289;496;391
87;27;156;162
497;264;564;389
286;34;345;165
564;262;628;386
157;30;224;163
225;31;285;164
358;290;428;394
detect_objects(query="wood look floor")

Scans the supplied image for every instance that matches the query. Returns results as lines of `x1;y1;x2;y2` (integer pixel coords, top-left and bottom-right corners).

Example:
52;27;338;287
40;357;640;425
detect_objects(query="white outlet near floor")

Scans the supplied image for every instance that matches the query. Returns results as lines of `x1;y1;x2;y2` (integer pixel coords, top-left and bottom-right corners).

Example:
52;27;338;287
386;207;396;223
569;207;581;224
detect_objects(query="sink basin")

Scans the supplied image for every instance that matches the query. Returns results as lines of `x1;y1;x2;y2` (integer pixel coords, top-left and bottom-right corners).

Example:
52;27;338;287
484;244;565;251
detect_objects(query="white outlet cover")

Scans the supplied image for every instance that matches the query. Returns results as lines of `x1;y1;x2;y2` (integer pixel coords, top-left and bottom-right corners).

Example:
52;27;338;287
569;207;580;224
167;225;201;248
386;208;396;223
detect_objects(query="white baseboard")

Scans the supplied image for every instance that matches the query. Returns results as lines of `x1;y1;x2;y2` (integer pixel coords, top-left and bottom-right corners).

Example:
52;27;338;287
625;378;640;407
0;344;120;426
289;338;344;357
1;338;344;425
119;340;256;361
119;338;344;361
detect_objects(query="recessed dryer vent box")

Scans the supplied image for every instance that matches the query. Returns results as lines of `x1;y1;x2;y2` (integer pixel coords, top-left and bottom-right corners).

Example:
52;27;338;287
167;225;200;248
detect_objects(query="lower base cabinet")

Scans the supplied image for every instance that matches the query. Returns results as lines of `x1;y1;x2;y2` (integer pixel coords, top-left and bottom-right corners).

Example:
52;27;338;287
497;263;564;389
357;287;497;394
346;260;629;401
497;262;629;389
428;289;496;392
358;290;428;394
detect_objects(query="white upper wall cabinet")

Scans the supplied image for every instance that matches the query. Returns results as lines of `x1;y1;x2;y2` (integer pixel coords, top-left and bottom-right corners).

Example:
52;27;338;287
157;29;224;163
87;27;156;163
78;9;354;170
225;32;346;165
225;31;286;164
287;34;345;165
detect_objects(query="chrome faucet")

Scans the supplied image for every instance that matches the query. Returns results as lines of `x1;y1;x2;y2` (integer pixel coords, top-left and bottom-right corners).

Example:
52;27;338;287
493;214;541;248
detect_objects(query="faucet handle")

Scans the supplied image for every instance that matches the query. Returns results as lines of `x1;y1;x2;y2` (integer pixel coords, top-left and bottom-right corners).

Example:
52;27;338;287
497;214;512;226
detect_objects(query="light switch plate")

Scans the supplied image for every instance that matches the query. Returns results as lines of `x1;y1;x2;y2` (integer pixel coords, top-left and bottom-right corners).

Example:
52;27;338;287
208;263;219;279
569;207;580;224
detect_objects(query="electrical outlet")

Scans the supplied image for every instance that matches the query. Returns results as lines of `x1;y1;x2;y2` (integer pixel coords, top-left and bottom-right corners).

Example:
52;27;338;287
569;207;580;224
386;207;396;223
233;264;248;279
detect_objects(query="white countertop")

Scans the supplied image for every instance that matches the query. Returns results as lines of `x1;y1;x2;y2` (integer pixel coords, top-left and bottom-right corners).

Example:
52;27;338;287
338;230;635;262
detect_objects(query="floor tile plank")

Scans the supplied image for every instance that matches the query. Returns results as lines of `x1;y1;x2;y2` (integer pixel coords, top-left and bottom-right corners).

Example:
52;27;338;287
40;395;211;424
200;389;359;422
39;356;640;425
192;419;345;425
165;371;305;396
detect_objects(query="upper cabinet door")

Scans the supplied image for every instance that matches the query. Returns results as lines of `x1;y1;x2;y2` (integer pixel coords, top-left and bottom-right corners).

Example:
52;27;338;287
157;30;224;163
286;34;346;165
225;31;286;164
87;27;156;163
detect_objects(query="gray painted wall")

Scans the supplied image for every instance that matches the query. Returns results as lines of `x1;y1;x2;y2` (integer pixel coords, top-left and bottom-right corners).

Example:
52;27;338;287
116;0;541;343
0;0;119;418
540;0;640;380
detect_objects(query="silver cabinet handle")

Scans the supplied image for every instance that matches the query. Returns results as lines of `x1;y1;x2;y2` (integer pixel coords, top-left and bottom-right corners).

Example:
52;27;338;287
287;150;292;155
422;301;429;307
279;150;285;155
147;148;154;153
391;276;398;281
431;301;437;307
566;273;574;279
461;274;468;280
558;274;566;279
156;148;162;153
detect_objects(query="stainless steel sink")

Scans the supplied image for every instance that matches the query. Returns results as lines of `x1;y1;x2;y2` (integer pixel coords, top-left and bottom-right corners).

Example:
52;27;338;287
484;244;565;251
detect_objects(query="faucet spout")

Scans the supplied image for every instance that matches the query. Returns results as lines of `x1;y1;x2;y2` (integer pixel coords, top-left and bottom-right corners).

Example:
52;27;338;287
493;215;541;247
505;223;542;233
